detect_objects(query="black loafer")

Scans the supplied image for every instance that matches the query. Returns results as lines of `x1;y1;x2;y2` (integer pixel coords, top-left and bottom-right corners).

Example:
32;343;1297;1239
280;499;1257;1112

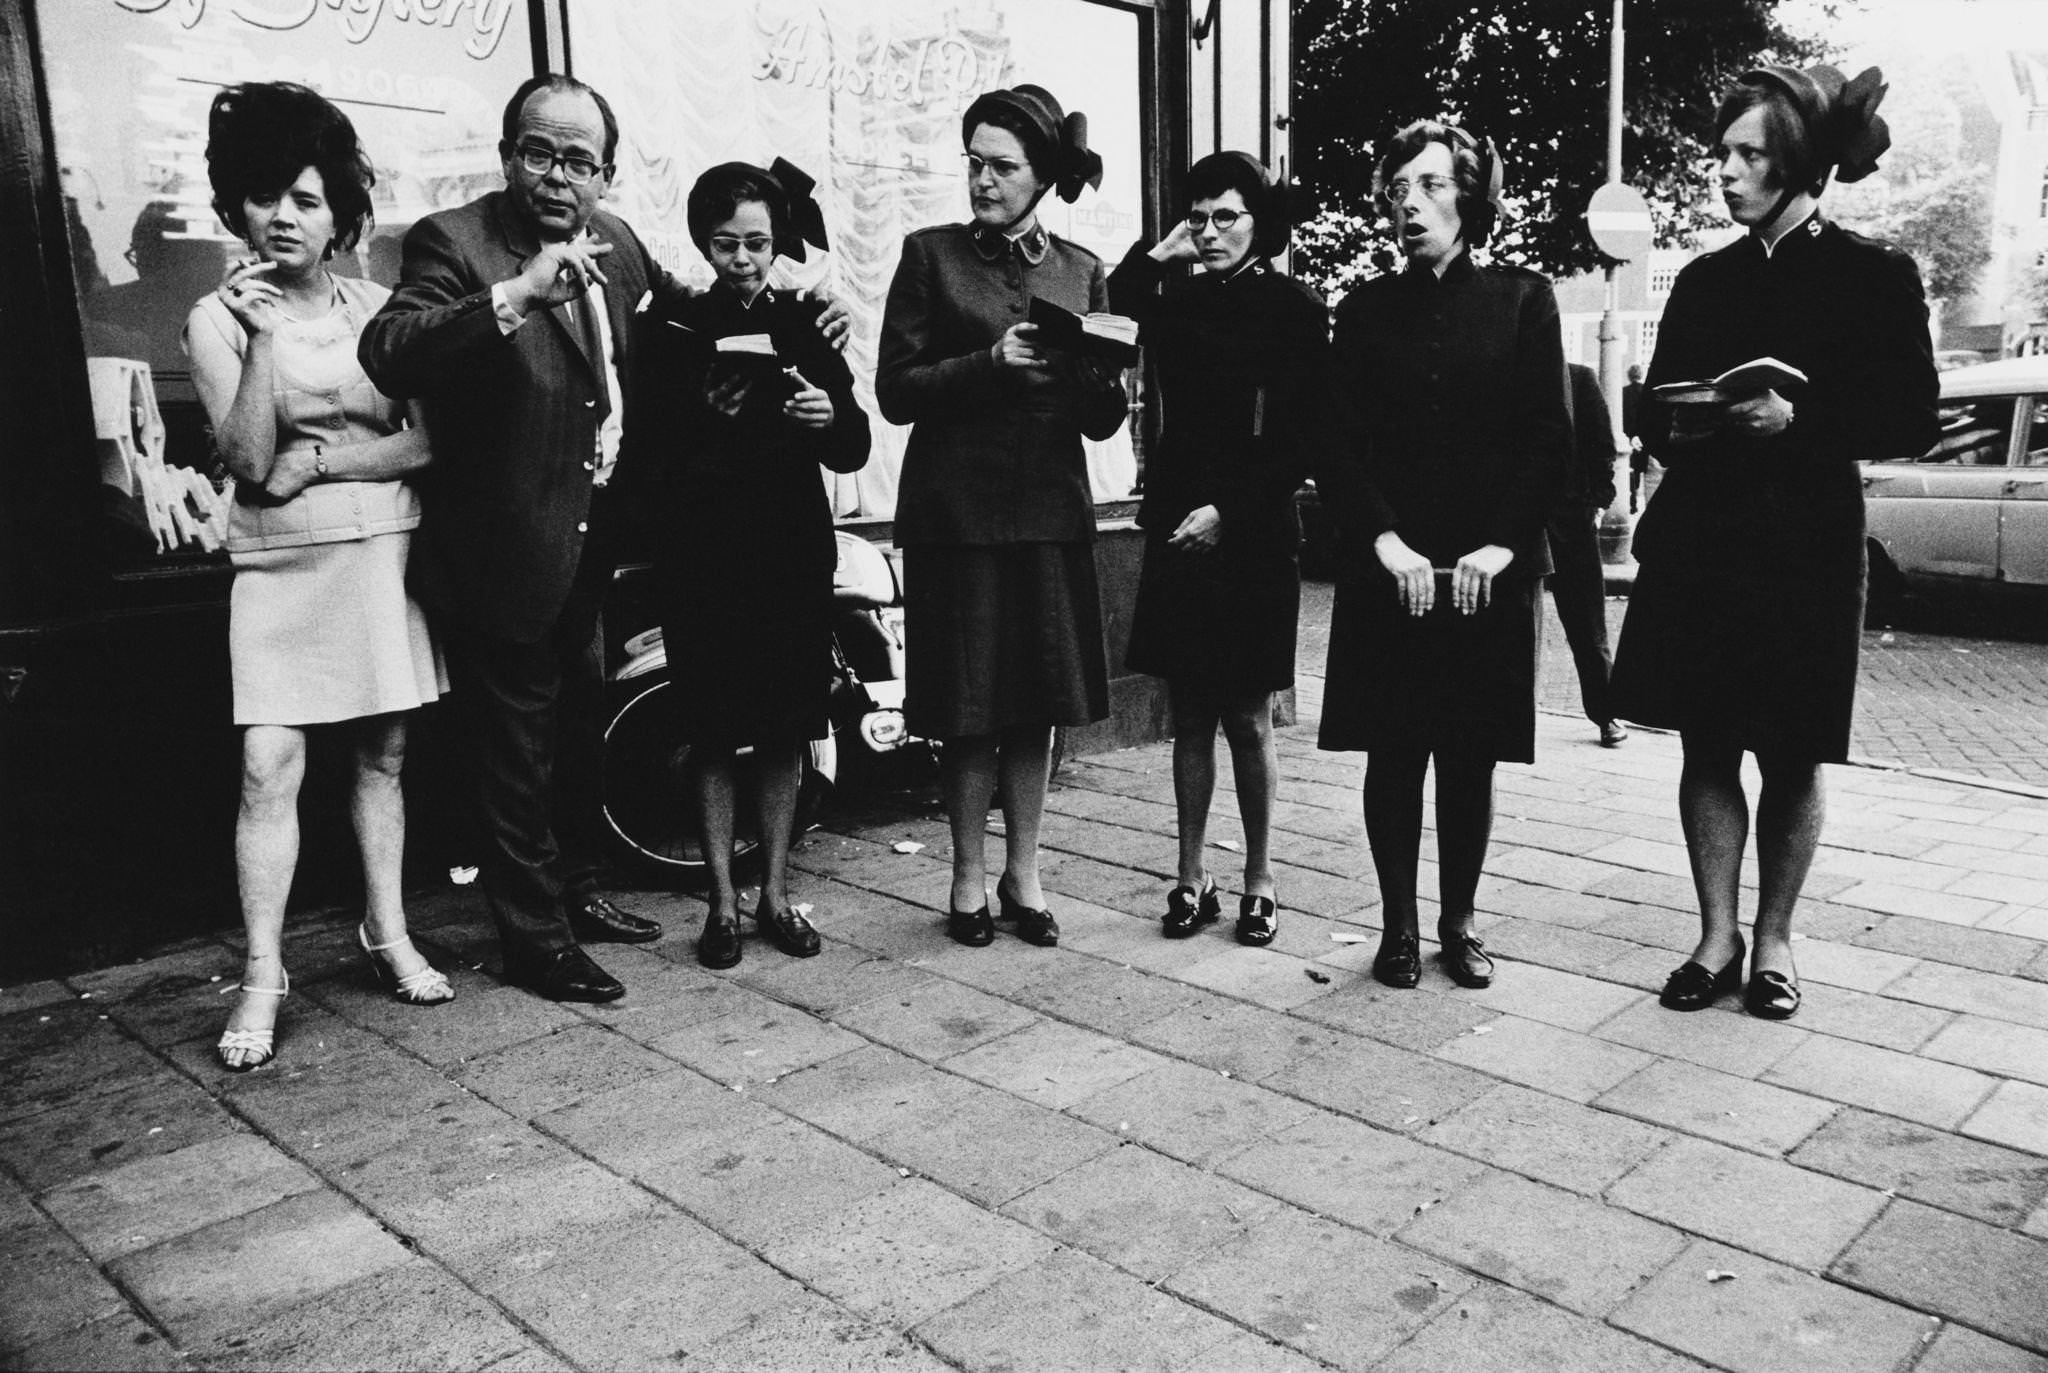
1164;879;1221;938
505;946;625;1003
1436;927;1494;988
1235;894;1279;947
569;896;663;944
755;904;821;959
1372;932;1421;989
1659;943;1745;1011
1744;968;1801;1020
996;879;1059;947
697;913;743;969
947;904;995;947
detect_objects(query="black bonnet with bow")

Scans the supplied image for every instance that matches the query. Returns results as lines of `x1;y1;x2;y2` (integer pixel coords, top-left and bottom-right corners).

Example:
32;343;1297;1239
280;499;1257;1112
961;83;1104;205
1737;63;1892;188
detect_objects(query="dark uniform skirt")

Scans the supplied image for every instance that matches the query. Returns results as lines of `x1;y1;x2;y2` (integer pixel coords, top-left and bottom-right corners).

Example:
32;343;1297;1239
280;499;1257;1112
1125;534;1299;695
1318;572;1540;763
904;542;1109;738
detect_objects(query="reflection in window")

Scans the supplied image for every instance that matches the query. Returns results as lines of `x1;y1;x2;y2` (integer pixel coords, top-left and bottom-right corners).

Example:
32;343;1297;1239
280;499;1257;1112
1919;398;2016;465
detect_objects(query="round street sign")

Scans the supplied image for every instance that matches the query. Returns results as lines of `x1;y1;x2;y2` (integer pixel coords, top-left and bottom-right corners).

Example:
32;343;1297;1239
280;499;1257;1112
1587;182;1653;262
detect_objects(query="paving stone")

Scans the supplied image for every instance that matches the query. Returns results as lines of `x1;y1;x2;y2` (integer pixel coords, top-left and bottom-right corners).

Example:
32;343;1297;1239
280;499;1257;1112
109;1190;413;1347
1912;1323;2048;1373
1594;1059;1840;1156
1378;1278;1702;1372
1791;984;1953;1053
1128;995;1350;1082
1005;954;1208;1034
1215;1108;1495;1236
1761;1035;1998;1130
1171;946;1340;1011
1444;960;1646;1034
37;1131;322;1261
830;978;1040;1061
0;1214;130;1357
998;1143;1278;1281
450;1022;679;1119
916;1246;1246;1371
1263;1036;1494;1134
1963;1078;2048;1153
1406;1164;1692;1316
1787;939;1918;995
762;1178;1056;1328
1887;962;2048;1030
1068;1062;1318;1166
3;1309;186;1372
536;1065;781;1174
754;1041;982;1141
1593;998;1809;1079
1164;1206;1472;1367
726;942;936;1019
1483;918;1642;977
1853;917;2043;977
652;1002;866;1089
1177;1330;1329;1373
1597;942;1703;995
942;1019;1165;1109
1608;1135;1889;1269
1420;1083;1670;1194
0;1010;178;1126
1289;978;1499;1052
1434;1013;1654;1102
0;1072;239;1193
0;981;76;1018
635;1113;902;1246
1610;1237;1937;1373
677;1296;954;1373
1836;1200;2048;1352
1922;1014;2048;1088
1789;1107;2048;1229
865;1082;1122;1208
565;957;757;1046
315;1096;564;1220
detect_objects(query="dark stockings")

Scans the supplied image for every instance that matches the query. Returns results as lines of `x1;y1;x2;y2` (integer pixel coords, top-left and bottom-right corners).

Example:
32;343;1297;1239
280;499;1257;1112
1676;735;1823;978
1363;745;1497;952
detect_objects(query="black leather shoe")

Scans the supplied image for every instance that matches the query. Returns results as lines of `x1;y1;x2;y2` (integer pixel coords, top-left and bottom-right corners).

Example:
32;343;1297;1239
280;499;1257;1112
506;946;625;1003
1372;932;1421;989
1744;968;1801;1020
1164;879;1221;938
569;895;663;944
996;878;1059;947
1236;894;1279;947
755;904;821;958
1599;720;1629;748
1435;925;1494;989
698;912;743;969
1659;942;1745;1012
947;904;995;947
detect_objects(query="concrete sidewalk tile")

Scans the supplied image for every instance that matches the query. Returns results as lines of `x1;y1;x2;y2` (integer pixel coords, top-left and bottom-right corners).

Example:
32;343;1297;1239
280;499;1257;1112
1983;905;2048;941
1597;943;1701;995
67;943;240;1007
831;976;1039;1062
1913;1324;2048;1373
680;1297;955;1373
453;1022;678;1119
536;1065;781;1173
1171;947;1343;1011
943;1019;1165;1109
0;1216;130;1357
726;942;935;1019
1377;1281;1702;1373
1396;1171;1688;1317
1164;1207;1472;1367
573;956;759;1043
38;1132;321;1261
1947;870;2048;907
1488;919;1641;978
866;1084;1120;1208
1963;1078;2048;1154
0;1012;177;1126
1488;844;1615;893
395;1156;659;1281
1452;961;1645;1033
763;1178;1056;1328
1789;940;1918;994
1584;870;1701;915
0;1072;239;1192
1484;885;1646;933
916;1246;1245;1371
487;1209;802;1366
1832;882;2000;926
97;963;251;1050
1984;807;2048;835
1056;903;1236;975
998;1143;1278;1281
1792;984;1952;1053
756;1041;980;1141
1008;954;1206;1034
1492;816;1621;858
1832;1200;2048;1352
1813;849;1963;892
2032;1193;2048;1240
1923;1015;2048;1088
6;1309;185;1372
1216;1108;1493;1236
1761;1035;1997;1130
1068;1062;1317;1166
1255;864;1373;921
1434;1014;1653;1102
1178;1329;1328;1372
1129;994;1348;1082
1264;1036;1494;1134
1420;1083;1669;1195
108;1189;412;1346
653;1002;865;1088
1292;978;1499;1052
188;1258;531;1371
1789;1107;2048;1229
319;1097;563;1220
1610;1237;1937;1373
315;980;583;1069
0;981;75;1018
1583;835;1695;878
1889;961;2048;1030
1594;1059;1839;1157
1589;903;1708;952
1594;999;1809;1080
637;1113;901;1246
1607;1135;1888;1269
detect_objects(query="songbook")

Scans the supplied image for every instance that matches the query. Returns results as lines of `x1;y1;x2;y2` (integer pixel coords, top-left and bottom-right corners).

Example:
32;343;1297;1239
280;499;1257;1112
1651;357;1808;405
1027;297;1141;365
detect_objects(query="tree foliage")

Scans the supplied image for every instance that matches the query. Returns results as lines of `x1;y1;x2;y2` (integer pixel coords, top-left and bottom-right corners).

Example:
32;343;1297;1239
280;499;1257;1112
1293;0;1828;297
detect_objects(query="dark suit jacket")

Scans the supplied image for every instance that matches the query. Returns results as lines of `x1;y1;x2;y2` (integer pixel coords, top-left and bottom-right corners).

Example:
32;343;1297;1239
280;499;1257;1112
1565;363;1619;511
358;191;684;643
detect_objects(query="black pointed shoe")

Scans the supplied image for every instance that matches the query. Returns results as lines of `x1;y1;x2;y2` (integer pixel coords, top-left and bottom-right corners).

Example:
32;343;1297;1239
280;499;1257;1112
1744;968;1801;1020
1235;894;1279;947
1436;925;1494;989
1164;879;1221;938
1372;931;1421;989
1659;941;1745;1012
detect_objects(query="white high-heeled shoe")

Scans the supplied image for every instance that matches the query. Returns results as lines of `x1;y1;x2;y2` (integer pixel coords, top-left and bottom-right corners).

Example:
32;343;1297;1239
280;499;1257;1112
358;923;456;1005
216;974;288;1072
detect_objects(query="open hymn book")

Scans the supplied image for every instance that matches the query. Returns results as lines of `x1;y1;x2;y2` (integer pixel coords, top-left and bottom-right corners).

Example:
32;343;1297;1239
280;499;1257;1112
1651;357;1808;405
1027;297;1141;365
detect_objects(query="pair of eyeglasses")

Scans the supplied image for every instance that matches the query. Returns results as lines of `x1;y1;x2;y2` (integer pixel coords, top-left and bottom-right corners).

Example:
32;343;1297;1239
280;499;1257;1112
1384;174;1456;202
964;153;1029;181
707;234;775;255
1185;208;1247;232
512;143;605;185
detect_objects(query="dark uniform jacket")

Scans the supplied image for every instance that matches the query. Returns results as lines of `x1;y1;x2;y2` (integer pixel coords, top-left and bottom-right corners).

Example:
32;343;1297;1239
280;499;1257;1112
1565;362;1620;512
877;223;1128;547
1319;251;1570;581
1107;245;1328;551
358;191;686;644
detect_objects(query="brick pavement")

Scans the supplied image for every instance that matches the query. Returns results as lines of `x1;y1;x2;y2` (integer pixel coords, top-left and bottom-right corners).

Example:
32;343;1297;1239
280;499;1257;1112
5;708;2048;1371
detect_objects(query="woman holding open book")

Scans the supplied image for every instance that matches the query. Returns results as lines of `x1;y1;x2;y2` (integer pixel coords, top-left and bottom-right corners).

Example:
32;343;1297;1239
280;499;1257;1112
877;83;1127;950
1107;152;1327;947
1610;66;1938;1020
625;160;869;969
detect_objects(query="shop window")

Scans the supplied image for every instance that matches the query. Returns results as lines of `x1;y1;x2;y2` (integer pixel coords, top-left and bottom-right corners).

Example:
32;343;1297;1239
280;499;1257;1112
1637;318;1658;361
41;0;532;570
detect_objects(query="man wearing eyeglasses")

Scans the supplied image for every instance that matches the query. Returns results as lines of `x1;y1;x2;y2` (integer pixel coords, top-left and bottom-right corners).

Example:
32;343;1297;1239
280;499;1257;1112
359;73;683;1004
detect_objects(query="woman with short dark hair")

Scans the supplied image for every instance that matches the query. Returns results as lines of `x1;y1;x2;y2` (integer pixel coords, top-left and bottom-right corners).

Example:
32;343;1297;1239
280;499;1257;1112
1108;151;1327;946
1611;66;1938;1019
187;82;452;1071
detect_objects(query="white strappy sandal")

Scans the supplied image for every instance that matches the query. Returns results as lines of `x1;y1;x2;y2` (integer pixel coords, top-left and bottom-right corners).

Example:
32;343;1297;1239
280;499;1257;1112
358;923;456;1005
216;974;288;1072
